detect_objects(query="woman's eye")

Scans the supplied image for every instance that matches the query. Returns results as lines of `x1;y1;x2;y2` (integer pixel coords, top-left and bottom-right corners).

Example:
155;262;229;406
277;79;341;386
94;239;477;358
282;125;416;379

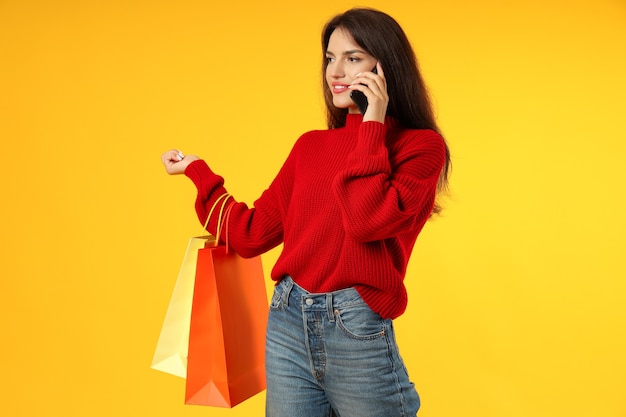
326;57;335;63
348;57;360;63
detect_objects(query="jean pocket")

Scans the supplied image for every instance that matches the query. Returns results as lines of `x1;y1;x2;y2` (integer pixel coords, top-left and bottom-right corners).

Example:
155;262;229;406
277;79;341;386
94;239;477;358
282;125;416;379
269;283;286;310
334;303;386;340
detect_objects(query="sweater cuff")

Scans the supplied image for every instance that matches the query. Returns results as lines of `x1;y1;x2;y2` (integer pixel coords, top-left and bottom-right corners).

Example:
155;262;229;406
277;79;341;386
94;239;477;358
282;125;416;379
356;121;387;155
184;159;223;191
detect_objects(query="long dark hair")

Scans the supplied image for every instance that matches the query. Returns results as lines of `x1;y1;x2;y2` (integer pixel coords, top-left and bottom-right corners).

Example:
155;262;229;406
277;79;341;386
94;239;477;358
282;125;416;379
321;8;451;214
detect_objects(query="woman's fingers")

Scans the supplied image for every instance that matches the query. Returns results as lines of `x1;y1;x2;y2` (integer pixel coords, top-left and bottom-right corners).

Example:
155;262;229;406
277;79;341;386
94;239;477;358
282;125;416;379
350;68;387;102
162;149;180;164
161;149;197;175
349;65;389;121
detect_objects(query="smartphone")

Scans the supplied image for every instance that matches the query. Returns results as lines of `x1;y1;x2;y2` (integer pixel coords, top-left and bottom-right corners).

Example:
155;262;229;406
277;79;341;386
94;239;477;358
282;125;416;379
350;66;378;114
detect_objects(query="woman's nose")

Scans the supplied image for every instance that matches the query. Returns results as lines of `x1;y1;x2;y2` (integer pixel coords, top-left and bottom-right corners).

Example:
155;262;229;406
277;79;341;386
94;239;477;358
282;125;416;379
328;62;344;78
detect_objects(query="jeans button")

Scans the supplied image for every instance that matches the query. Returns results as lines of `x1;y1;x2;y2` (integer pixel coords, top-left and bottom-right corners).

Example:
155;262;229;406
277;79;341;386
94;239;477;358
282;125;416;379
305;298;314;306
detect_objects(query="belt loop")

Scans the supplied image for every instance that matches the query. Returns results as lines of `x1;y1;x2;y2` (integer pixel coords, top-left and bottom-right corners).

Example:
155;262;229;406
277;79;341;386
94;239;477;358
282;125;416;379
326;293;335;322
282;276;294;307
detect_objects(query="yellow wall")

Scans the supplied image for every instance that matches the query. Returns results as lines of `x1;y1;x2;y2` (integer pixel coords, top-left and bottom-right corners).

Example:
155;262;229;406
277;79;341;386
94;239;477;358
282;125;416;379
1;0;624;416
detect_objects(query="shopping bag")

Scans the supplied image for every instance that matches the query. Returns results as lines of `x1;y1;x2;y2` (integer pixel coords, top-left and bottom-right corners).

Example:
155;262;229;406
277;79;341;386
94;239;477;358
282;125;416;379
151;192;232;378
151;235;214;378
185;218;268;407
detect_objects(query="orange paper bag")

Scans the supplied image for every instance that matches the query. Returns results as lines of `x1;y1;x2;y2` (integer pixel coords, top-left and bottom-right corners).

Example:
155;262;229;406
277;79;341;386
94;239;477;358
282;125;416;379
185;241;268;407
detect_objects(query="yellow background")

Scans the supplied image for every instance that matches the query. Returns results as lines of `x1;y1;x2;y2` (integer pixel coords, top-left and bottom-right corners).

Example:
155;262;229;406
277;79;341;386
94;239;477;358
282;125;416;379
1;0;625;416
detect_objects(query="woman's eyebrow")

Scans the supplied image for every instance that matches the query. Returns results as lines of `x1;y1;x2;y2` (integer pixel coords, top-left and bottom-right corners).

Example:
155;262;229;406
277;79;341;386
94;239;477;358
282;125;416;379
325;49;367;56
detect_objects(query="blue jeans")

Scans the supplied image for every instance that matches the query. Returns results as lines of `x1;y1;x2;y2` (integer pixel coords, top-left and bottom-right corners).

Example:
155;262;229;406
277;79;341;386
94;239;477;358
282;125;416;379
265;276;420;417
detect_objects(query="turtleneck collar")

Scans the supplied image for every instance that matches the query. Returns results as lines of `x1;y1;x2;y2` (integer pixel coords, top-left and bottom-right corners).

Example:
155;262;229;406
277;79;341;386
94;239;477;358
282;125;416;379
344;113;400;131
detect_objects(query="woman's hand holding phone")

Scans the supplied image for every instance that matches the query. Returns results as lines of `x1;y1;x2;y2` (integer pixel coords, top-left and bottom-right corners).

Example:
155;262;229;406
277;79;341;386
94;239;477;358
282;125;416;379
349;62;388;123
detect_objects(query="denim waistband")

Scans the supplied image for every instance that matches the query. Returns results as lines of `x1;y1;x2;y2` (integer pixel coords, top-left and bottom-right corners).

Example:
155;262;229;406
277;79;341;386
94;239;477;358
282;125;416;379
278;275;365;320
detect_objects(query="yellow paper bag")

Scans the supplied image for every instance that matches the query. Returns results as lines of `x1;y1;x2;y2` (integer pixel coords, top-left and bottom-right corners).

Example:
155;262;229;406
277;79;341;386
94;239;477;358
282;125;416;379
151;235;214;378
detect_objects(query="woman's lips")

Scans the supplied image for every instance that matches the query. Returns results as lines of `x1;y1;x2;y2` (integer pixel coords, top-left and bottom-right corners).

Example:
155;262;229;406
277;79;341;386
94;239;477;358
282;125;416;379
332;83;349;94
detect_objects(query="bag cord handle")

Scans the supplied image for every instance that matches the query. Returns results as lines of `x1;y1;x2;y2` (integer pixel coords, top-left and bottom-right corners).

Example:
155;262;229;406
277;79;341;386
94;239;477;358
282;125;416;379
202;193;232;244
222;200;235;254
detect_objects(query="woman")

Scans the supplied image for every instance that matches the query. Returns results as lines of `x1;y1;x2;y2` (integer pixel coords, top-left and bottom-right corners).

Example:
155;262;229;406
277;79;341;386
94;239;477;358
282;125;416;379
162;7;450;417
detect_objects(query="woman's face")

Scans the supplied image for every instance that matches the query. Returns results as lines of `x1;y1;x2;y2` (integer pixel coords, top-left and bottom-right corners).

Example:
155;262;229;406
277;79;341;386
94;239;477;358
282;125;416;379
325;28;377;114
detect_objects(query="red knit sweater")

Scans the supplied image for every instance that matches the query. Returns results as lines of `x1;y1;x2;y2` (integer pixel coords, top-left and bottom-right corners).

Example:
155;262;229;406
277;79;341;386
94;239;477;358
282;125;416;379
185;114;446;319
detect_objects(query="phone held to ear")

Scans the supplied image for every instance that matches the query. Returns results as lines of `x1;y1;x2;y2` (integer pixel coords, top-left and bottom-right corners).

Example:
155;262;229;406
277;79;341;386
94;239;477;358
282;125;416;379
350;67;378;114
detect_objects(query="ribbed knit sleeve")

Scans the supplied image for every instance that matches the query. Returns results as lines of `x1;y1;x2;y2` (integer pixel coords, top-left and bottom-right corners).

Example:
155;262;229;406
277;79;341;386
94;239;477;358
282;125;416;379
184;158;288;258
184;159;227;232
332;120;446;243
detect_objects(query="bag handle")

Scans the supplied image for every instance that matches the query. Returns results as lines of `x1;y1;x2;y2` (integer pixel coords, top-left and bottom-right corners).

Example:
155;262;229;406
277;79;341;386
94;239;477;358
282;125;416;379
222;200;236;254
202;193;232;244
